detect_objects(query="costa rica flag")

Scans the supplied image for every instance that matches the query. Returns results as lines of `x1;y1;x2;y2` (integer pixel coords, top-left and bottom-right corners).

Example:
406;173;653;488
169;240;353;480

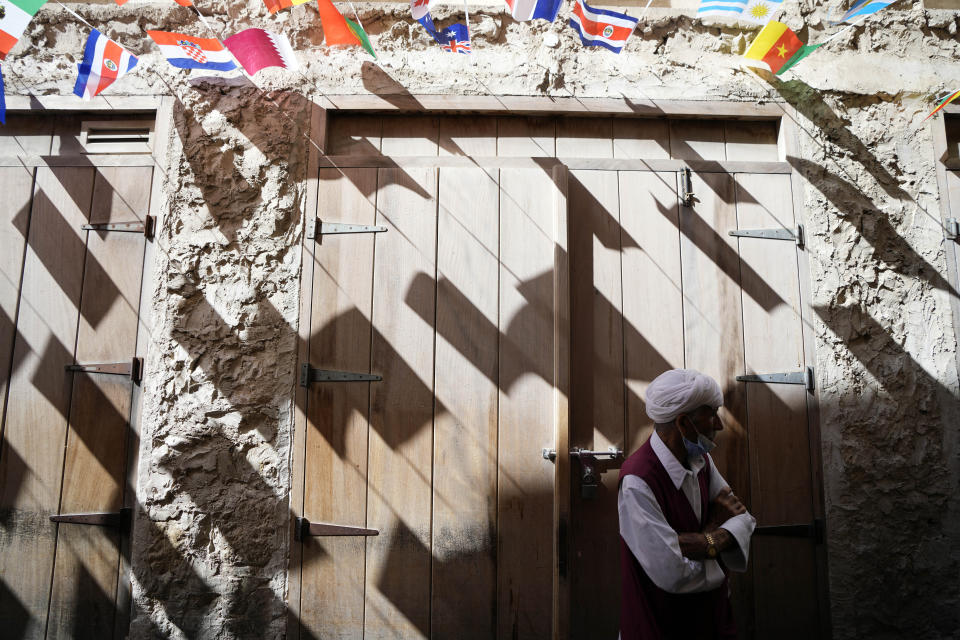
73;29;138;99
569;0;638;53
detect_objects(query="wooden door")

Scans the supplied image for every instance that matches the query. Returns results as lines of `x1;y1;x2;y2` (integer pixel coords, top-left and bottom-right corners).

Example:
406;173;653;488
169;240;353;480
293;116;570;639
566;118;827;639
0;114;157;639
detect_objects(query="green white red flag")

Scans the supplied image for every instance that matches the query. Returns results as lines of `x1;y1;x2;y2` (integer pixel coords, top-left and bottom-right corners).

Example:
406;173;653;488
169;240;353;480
0;0;47;59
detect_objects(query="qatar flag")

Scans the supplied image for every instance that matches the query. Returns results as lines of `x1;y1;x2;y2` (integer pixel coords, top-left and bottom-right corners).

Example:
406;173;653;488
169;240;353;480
223;28;298;75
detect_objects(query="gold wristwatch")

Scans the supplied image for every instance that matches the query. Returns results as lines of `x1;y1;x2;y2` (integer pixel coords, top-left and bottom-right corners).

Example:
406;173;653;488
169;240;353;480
704;532;718;559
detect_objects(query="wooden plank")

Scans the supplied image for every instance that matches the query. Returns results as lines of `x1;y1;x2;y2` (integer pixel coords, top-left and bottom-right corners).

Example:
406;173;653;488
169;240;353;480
300;168;377;639
498;168;558;639
725;120;780;162
678;171;752;636
0;166;39;444
551;165;570;640
0;155;158;168
567;169;623;640
735;171;818;640
311;95;786;118
556;118;613;158
364;167;437;639
287;100;326;640
669;120;727;162
613;119;671;160
782;109;832;640
380;116;438;156
439;116;497;157
314;155;791;174
432;166;499;638
618;171;685;455
328;114;383;156
0;167;94;638
496;117;556;157
678;171;747;492
735;173;809;522
47;166;150;639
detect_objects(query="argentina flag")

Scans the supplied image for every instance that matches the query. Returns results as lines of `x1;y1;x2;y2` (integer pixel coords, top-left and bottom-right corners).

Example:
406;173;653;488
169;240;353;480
697;0;748;18
698;0;781;24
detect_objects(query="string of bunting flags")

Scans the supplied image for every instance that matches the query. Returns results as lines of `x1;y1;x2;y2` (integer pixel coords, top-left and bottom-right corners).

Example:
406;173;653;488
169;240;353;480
0;0;953;123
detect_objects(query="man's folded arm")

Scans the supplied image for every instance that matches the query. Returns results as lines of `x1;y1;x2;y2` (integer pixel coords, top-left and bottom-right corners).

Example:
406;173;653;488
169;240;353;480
618;476;726;594
705;456;756;571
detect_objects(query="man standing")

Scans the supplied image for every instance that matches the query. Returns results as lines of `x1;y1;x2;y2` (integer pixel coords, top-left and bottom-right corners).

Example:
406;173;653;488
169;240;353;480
618;369;756;640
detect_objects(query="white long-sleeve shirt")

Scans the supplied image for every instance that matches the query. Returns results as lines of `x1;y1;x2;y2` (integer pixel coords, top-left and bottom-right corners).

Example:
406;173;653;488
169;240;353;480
618;431;756;595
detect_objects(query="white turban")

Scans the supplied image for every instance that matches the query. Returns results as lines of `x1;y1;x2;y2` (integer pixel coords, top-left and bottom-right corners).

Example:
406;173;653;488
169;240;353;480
645;369;723;424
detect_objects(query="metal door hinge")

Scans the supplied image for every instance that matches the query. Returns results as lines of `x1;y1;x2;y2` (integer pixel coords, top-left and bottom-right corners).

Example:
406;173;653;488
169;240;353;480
946;218;959;241
737;365;814;392
729;223;804;249
51;508;131;529
679;167;694;207
82;216;154;239
299;363;381;387
294;517;379;541
754;518;824;544
66;357;143;384
307;217;387;241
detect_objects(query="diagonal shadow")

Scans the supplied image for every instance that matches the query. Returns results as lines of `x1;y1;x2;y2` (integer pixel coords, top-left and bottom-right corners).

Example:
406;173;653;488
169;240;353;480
652;182;787;312
758;73;914;203
789;155;960;299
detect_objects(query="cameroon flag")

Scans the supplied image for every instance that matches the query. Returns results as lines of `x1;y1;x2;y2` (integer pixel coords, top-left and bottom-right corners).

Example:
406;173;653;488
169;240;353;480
0;0;47;60
744;21;821;76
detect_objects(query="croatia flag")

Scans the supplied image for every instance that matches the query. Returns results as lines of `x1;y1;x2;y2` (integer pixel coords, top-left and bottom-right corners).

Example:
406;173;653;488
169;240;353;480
504;0;562;22
569;0;638;53
223;28;298;75
147;31;237;72
73;29;138;100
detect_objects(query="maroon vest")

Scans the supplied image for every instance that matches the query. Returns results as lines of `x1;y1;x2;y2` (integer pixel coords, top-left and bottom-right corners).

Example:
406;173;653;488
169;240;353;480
618;439;736;640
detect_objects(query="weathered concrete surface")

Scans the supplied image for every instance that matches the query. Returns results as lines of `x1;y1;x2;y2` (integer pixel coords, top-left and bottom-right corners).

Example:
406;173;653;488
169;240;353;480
7;0;960;638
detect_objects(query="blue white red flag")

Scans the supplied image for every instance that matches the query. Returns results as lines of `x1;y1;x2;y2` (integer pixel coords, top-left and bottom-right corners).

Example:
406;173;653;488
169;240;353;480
831;0;899;24
147;31;237;72
73;29;138;100
418;15;471;54
504;0;562;22
0;66;6;125
569;0;638;53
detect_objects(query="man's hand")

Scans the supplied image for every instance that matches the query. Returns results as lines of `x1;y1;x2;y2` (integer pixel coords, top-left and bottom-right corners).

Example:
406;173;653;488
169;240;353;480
678;528;735;560
705;487;746;531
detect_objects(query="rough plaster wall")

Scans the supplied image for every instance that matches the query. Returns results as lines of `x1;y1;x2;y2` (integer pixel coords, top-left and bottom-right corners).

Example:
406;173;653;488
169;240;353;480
7;1;960;638
127;85;309;639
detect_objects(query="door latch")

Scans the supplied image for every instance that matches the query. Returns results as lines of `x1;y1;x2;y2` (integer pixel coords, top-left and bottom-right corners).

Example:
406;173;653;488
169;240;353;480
570;447;623;500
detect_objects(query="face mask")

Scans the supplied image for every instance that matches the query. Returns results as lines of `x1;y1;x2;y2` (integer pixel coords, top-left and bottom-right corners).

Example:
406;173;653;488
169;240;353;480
682;432;717;458
679;417;717;458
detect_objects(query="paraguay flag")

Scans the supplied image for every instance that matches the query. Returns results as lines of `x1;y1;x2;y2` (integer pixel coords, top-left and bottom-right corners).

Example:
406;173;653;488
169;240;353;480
504;0;563;22
73;29;138;100
569;0;638;53
147;31;237;71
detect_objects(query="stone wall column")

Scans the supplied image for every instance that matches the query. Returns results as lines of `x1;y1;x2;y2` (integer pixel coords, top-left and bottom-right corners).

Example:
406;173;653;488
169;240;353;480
129;87;309;639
